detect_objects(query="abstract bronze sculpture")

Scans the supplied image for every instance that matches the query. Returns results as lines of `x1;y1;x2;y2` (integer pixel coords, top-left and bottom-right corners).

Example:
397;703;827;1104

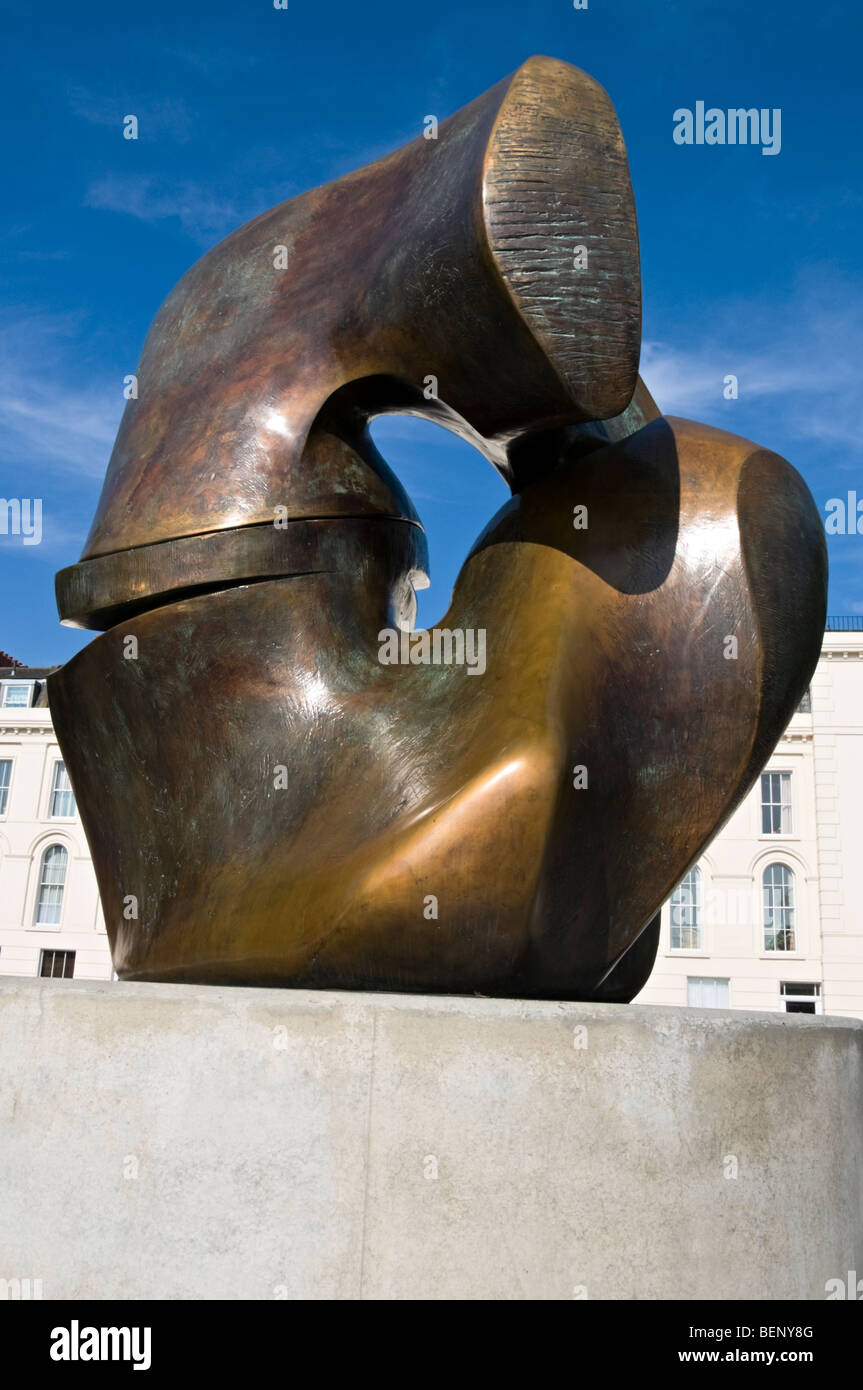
50;57;827;1000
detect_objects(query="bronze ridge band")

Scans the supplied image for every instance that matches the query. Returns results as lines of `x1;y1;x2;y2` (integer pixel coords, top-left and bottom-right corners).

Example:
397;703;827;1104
56;515;429;631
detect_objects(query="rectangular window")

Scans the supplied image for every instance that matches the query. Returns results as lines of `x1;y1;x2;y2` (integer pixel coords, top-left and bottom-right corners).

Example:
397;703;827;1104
780;982;822;1015
50;762;76;818
796;686;812;713
761;771;793;835
687;977;730;1009
39;949;75;979
0;759;10;815
1;682;33;708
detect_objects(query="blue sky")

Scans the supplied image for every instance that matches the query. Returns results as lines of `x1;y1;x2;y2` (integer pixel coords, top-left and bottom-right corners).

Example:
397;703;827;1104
1;0;860;662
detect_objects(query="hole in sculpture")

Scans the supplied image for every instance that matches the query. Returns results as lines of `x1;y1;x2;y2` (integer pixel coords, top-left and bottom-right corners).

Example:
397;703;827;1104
370;415;509;631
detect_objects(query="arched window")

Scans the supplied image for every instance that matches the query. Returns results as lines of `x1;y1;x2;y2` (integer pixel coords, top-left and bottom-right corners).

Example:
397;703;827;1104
670;866;702;950
35;844;69;925
763;863;795;952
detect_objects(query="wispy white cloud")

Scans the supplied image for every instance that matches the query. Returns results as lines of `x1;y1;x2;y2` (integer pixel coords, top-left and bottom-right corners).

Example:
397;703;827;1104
84;172;294;245
640;341;820;417
641;276;862;453
0;314;121;481
68;86;194;142
85;173;240;242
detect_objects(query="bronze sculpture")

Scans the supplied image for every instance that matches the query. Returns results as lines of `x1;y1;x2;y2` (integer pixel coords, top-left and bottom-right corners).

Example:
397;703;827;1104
49;56;827;999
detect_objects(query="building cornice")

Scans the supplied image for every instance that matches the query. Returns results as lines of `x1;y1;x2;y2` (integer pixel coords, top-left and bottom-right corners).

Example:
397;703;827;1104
0;717;55;737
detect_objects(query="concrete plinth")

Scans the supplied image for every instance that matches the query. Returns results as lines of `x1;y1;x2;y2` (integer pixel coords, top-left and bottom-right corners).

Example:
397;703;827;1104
1;978;861;1300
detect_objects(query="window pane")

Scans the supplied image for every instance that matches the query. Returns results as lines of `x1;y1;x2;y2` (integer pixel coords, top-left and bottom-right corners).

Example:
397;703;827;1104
2;684;30;708
687;977;729;1008
39;949;75;979
763;863;795;951
760;772;792;835
35;844;68;925
0;759;10;815
50;762;76;818
670;866;702;949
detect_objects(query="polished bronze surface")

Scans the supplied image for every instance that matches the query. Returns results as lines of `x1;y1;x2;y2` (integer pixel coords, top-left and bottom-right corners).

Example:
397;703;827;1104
75;55;640;565
50;56;827;999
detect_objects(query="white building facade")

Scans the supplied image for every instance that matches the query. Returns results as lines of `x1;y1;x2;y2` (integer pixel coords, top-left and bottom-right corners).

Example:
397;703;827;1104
0;663;110;982
2;626;862;1015
636;623;863;1020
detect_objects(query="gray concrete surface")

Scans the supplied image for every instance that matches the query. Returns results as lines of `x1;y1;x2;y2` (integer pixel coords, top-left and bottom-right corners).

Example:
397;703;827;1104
0;977;861;1299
